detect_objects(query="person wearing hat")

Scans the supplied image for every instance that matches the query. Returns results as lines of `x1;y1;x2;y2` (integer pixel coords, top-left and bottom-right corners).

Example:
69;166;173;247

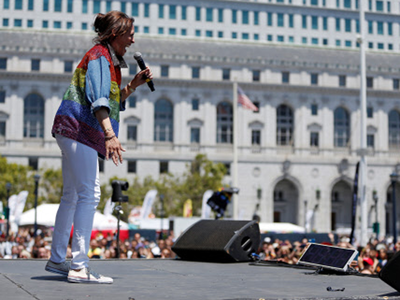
361;257;375;274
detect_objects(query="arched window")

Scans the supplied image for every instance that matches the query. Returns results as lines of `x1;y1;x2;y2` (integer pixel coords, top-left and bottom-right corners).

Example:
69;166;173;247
154;99;173;142
24;93;44;138
276;104;293;146
216;101;233;144
334;107;350;147
273;179;299;224
331;180;352;231
389;110;400;149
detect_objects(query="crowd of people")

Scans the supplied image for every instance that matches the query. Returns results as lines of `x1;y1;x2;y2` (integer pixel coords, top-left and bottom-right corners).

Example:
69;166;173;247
0;228;175;260
0;227;398;276
258;233;398;275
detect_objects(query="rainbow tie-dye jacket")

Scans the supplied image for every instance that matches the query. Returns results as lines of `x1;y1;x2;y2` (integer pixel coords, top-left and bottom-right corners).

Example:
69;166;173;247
52;43;126;158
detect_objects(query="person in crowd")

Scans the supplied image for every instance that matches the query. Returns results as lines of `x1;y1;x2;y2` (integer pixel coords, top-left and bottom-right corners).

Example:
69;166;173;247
360;257;375;274
130;239;139;250
276;244;293;264
3;245;20;259
44;10;152;284
263;243;277;261
118;243;128;258
100;237;109;249
133;233;146;249
393;241;400;252
357;245;377;273
88;239;102;259
38;247;50;259
19;249;31;259
31;245;40;259
375;246;389;273
137;246;154;259
103;249;113;259
161;248;173;259
1;234;17;258
131;250;140;259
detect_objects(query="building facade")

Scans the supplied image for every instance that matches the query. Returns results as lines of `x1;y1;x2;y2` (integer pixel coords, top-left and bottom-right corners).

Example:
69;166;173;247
1;0;400;239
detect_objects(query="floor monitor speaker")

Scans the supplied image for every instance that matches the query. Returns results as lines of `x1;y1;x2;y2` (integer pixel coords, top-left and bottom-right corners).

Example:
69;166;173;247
172;220;260;262
379;249;400;292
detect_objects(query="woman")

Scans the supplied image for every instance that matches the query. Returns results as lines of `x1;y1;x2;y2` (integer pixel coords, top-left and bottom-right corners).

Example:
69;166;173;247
45;11;152;284
375;247;388;273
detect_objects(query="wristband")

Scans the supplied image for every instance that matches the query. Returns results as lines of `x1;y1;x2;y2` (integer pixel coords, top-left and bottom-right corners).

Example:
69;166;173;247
105;134;115;141
128;85;135;93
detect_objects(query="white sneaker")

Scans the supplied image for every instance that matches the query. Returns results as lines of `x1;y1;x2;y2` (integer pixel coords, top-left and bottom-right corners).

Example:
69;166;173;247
45;260;70;276
67;267;113;284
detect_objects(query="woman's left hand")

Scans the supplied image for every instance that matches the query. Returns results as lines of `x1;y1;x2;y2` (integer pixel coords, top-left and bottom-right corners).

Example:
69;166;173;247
129;67;153;90
105;136;126;166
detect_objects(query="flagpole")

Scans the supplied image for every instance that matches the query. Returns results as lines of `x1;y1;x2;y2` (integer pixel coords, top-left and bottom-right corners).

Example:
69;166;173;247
359;0;368;247
233;81;239;220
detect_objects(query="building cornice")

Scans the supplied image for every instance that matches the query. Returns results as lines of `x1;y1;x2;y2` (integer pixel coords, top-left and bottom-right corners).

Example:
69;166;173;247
0;71;71;82
1;71;398;99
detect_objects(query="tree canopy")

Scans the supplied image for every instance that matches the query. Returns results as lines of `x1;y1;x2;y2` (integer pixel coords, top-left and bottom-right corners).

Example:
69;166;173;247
92;154;226;220
0;155;38;211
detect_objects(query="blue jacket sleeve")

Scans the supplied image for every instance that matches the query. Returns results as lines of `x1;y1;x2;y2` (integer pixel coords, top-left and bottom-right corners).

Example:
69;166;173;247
85;56;111;116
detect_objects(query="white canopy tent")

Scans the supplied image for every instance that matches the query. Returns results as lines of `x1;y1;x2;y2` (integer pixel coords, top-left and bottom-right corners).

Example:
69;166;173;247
18;204;128;230
258;222;305;234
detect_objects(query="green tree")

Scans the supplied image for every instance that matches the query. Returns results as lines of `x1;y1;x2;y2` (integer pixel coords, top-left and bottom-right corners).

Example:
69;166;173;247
98;175;166;222
146;154;226;217
39;168;63;204
0;155;37;211
98;154;226;221
172;154;226;216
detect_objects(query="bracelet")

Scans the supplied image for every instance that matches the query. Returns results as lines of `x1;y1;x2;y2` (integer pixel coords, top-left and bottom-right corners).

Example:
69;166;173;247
104;126;112;133
105;134;115;141
128;85;135;93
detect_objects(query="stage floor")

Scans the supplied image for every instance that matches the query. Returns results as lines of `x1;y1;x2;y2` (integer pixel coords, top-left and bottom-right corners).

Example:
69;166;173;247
0;258;399;300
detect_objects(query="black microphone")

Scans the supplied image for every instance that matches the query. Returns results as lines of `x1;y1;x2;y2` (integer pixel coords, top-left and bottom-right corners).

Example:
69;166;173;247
133;52;155;92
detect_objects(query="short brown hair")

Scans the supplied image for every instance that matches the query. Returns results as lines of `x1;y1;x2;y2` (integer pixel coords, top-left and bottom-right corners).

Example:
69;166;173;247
93;11;134;45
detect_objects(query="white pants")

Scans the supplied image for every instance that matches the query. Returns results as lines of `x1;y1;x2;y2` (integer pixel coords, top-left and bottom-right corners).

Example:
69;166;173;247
50;134;100;270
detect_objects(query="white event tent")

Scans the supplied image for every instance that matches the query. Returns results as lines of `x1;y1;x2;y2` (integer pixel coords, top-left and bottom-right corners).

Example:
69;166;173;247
18;204;128;230
258;222;305;233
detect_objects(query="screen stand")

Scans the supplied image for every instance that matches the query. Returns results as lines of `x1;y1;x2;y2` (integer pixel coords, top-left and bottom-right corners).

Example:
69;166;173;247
314;266;354;275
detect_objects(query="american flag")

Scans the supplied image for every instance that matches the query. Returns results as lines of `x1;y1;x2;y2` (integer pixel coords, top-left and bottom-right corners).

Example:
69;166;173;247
237;85;258;111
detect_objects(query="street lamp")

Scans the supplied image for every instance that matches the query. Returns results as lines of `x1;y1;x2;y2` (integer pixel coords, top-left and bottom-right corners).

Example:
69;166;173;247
159;194;165;240
5;182;11;238
304;200;308;233
33;174;40;237
372;191;379;237
390;172;399;244
252;188;262;222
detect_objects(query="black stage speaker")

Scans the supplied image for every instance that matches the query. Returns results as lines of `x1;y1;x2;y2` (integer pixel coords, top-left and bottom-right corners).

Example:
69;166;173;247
171;220;260;262
379;250;400;292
